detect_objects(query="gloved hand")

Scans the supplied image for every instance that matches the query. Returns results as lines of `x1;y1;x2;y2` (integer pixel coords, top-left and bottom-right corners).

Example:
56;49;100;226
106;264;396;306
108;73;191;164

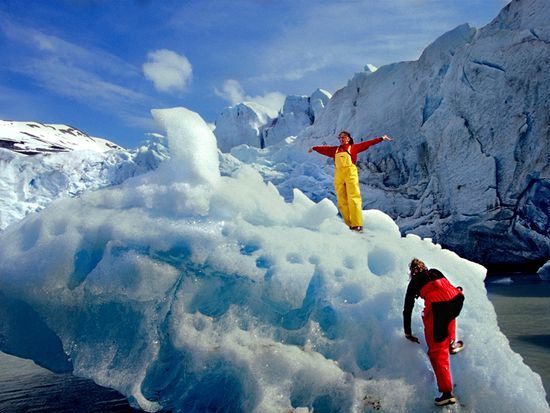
405;334;420;343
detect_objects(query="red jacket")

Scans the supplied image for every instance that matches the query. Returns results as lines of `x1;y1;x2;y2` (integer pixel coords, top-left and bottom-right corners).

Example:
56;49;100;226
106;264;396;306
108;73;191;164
403;268;464;342
312;137;383;165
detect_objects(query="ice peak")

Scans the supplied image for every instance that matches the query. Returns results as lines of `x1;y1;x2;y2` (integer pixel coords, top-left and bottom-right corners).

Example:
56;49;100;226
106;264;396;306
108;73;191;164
418;23;476;66
364;63;378;73
152;107;220;187
484;0;550;35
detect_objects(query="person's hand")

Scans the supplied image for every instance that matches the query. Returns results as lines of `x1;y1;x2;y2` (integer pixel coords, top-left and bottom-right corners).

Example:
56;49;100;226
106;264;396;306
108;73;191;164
307;147;313;153
382;134;393;141
405;334;420;343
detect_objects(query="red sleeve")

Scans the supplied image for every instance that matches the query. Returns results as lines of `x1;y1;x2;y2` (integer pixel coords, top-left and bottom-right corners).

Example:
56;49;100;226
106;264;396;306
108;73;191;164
311;145;338;158
351;137;383;155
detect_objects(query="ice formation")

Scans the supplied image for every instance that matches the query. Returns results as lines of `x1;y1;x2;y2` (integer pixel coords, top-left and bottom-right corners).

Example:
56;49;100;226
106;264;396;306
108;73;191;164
214;89;331;152
213;0;550;268
0;107;547;413
0;125;169;231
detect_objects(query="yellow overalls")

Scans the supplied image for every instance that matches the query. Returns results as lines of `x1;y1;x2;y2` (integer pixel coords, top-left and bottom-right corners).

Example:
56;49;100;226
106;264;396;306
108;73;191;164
334;148;363;228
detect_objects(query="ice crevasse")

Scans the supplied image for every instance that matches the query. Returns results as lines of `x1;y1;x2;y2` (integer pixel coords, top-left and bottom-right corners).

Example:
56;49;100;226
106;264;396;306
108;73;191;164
0;107;547;413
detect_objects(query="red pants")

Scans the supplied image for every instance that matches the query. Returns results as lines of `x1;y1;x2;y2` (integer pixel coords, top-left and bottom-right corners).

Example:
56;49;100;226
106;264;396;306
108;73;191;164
423;312;456;393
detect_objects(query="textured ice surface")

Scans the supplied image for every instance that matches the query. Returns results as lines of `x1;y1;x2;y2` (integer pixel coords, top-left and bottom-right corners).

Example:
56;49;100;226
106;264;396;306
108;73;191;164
0;107;547;413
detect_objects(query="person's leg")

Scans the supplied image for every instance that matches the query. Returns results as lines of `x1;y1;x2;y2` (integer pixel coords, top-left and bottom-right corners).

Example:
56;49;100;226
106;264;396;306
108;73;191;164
428;340;453;393
334;176;351;227
345;173;363;228
424;314;453;393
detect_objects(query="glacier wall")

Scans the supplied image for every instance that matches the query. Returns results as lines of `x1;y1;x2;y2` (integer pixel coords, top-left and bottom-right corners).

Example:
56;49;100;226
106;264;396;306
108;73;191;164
295;0;550;267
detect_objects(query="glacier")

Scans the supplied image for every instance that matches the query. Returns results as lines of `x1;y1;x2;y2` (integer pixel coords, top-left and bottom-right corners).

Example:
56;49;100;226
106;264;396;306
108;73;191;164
3;0;547;271
214;88;331;152
213;0;550;269
0;107;547;413
0;131;168;231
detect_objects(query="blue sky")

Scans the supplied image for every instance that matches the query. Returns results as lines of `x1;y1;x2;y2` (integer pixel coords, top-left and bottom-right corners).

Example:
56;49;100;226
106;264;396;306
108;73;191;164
0;0;509;148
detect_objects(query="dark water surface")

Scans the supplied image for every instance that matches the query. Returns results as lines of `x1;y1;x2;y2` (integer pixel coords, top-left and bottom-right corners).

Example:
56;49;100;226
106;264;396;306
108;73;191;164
0;352;138;412
485;273;550;404
0;274;548;412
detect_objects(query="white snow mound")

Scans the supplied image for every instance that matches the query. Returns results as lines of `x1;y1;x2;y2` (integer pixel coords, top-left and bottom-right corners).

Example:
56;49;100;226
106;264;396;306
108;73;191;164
0;108;546;413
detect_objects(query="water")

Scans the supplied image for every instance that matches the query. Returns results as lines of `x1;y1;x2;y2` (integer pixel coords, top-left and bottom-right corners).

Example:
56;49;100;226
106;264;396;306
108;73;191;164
0;352;138;412
0;274;548;412
485;273;550;404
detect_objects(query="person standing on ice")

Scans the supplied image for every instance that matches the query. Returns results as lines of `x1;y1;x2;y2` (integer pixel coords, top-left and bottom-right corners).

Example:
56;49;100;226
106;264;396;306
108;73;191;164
403;258;465;406
308;131;392;231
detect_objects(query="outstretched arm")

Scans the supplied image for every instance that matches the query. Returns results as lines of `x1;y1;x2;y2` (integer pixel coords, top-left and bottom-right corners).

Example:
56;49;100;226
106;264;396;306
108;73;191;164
353;137;383;153
308;145;338;158
353;135;393;154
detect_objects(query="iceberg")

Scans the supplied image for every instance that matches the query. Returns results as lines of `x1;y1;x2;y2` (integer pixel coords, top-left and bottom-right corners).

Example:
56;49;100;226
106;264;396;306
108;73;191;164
0;107;547;412
538;261;550;281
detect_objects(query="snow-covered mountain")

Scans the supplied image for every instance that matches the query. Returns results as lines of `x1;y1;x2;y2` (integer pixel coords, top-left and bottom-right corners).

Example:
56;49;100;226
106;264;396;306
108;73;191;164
0;120;122;155
0;122;168;230
214;0;550;269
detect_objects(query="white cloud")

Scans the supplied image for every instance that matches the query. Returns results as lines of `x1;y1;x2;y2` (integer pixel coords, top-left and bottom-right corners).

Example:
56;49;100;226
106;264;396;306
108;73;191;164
142;49;192;93
217;79;245;105
215;79;285;118
248;92;286;117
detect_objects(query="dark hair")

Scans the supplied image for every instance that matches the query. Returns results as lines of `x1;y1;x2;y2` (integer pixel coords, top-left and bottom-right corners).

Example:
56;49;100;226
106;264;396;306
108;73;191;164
339;130;354;145
409;258;428;278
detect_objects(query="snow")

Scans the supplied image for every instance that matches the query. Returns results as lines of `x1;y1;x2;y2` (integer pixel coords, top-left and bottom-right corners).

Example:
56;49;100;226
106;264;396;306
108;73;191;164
0;120;122;155
0;107;547;413
309;88;332;122
0;136;169;231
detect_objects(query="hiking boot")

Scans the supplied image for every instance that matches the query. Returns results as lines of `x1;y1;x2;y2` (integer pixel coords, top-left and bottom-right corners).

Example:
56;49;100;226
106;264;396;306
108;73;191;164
434;392;456;406
450;340;464;355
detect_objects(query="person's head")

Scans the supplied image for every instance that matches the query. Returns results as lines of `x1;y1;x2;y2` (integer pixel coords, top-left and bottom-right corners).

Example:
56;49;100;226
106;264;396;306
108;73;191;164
338;131;353;145
409;258;428;278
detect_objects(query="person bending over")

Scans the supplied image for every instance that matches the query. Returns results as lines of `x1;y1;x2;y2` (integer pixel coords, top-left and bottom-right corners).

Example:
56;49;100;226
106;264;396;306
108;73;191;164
403;258;465;406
